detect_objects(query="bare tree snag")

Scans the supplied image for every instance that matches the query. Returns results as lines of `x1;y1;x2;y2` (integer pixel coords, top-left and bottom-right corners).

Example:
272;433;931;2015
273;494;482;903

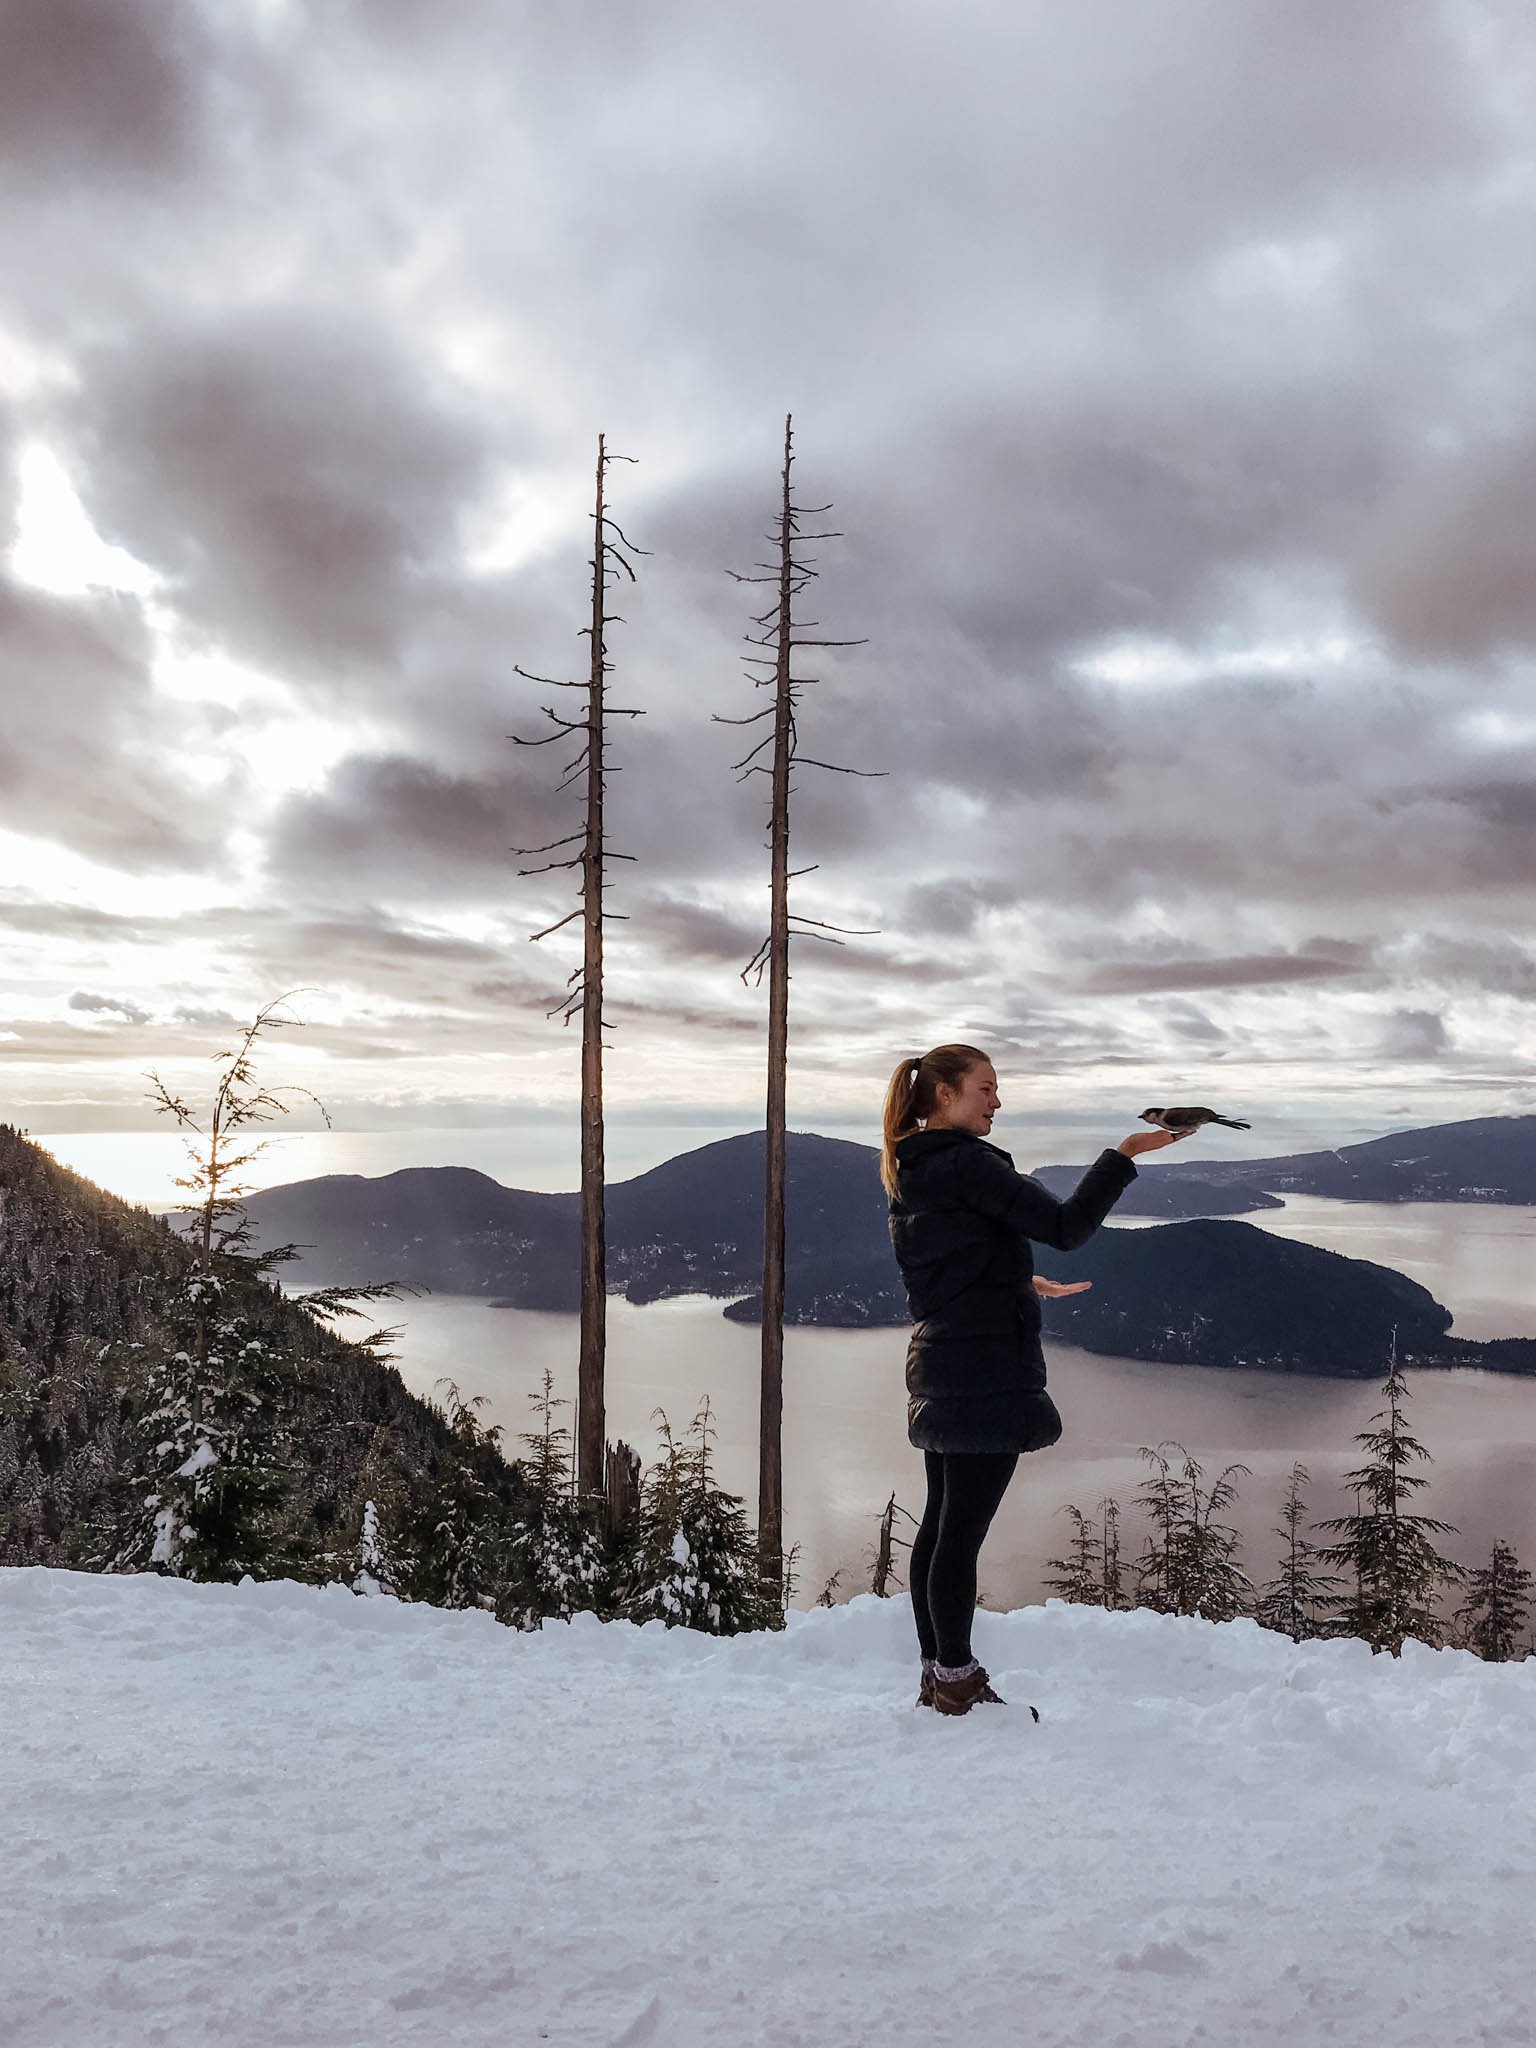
718;415;880;1603
513;436;644;1502
603;1438;642;1544
871;1491;918;1597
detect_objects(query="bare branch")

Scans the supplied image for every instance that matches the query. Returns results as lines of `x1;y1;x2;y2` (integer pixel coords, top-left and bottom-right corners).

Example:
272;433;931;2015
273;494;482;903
511;831;585;856
788;914;880;935
730;732;777;773
513;664;585;691
528;907;583;942
603;521;651;556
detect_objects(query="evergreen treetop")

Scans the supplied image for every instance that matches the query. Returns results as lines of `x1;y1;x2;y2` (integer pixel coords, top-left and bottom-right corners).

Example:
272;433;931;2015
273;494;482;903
1315;1342;1460;1655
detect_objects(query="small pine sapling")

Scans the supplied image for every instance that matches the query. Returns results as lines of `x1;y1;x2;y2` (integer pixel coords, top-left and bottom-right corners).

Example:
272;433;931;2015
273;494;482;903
1043;1504;1103;1605
626;1400;770;1634
410;1379;517;1614
1100;1496;1127;1612
1452;1539;1533;1662
1135;1442;1251;1621
1316;1340;1460;1654
1254;1462;1341;1641
507;1368;607;1626
343;1427;415;1597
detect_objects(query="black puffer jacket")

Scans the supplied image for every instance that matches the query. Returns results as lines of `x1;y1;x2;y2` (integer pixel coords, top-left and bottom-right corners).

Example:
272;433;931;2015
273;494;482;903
888;1128;1138;1454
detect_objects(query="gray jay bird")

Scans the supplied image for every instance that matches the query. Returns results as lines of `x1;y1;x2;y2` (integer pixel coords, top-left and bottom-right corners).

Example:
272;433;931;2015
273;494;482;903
1139;1106;1251;1132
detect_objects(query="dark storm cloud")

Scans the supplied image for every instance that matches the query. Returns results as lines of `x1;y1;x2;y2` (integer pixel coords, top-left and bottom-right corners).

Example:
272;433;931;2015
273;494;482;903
0;896;145;940
1072;941;1376;996
0;0;210;187
234;910;558;1019
5;282;299;876
61;308;502;682
1439;777;1536;885
900;879;1026;944
836;385;1393;684
635;896;762;967
1148;1000;1229;1045
1376;1007;1453;1060
267;756;571;901
1391;933;1536;998
0;578;228;868
1351;430;1536;661
605;995;760;1037
68;990;151;1025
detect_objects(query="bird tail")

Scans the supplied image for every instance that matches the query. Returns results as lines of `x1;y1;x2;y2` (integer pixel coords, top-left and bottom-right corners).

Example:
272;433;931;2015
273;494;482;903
1212;1116;1251;1130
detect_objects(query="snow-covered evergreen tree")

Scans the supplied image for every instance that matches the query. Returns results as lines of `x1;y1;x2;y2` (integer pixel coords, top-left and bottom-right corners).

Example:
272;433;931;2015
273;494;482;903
1316;1341;1460;1655
1255;1462;1341;1641
342;1428;415;1597
410;1380;517;1613
506;1370;606;1626
120;1268;302;1580
1452;1539;1533;1662
625;1400;771;1634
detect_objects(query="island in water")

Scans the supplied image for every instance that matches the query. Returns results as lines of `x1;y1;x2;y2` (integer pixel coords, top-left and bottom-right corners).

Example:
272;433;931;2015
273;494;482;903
242;1117;1536;1378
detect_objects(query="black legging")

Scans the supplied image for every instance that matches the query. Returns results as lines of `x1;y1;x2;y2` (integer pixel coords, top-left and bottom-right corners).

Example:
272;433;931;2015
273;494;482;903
909;1449;1019;1667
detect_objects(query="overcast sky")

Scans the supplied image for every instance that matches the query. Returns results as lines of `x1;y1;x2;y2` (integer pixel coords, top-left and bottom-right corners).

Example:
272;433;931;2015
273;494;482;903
3;0;1535;1175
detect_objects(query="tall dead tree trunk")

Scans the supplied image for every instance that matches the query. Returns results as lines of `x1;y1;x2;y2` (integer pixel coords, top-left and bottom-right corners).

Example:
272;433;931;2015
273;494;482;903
513;436;644;1502
720;415;876;1605
759;432;794;1597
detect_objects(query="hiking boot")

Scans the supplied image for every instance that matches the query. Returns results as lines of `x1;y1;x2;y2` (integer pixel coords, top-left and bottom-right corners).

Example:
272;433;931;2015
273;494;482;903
931;1662;1003;1715
931;1664;1041;1719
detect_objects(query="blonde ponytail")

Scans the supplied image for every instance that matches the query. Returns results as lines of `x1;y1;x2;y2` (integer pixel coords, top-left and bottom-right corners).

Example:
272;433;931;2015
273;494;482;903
880;1042;990;1198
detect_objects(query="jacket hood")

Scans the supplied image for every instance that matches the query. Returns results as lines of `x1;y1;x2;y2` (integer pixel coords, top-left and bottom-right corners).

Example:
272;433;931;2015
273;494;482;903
893;1128;1013;1166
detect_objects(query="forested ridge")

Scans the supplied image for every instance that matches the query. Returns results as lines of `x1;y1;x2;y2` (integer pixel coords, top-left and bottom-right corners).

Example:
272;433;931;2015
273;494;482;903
0;1124;520;1569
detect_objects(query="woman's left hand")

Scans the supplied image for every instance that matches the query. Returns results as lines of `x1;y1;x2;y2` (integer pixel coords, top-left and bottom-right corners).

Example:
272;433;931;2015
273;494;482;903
1033;1277;1093;1298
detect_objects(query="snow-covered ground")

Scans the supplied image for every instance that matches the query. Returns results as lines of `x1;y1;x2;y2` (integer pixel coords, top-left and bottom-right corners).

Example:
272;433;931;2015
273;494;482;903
4;1570;1534;2048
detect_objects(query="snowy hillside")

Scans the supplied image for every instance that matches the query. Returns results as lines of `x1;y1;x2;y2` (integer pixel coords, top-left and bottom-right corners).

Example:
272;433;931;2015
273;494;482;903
4;1571;1534;2048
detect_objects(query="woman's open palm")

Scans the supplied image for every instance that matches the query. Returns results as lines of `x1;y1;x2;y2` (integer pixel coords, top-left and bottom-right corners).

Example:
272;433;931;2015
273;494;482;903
1033;1277;1092;1298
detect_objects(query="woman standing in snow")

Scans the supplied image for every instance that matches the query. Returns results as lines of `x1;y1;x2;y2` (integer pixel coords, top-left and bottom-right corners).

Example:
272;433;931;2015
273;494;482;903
883;1045;1189;1717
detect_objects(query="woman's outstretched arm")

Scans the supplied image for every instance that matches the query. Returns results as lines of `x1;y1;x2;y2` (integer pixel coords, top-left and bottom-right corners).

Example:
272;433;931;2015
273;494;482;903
963;1127;1188;1251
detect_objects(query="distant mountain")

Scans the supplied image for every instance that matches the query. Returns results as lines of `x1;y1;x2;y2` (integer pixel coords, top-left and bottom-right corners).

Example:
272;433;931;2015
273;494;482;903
1035;1113;1536;1208
244;1121;1536;1376
246;1132;897;1315
1030;1219;1462;1376
1028;1166;1282;1217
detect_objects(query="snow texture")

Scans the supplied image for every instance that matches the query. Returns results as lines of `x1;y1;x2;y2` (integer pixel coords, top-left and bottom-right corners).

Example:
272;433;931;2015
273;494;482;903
3;1567;1534;2046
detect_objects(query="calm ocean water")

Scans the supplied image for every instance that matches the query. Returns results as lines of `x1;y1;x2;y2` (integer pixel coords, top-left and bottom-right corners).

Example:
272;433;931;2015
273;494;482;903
372;1197;1536;1614
40;1128;1536;1614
